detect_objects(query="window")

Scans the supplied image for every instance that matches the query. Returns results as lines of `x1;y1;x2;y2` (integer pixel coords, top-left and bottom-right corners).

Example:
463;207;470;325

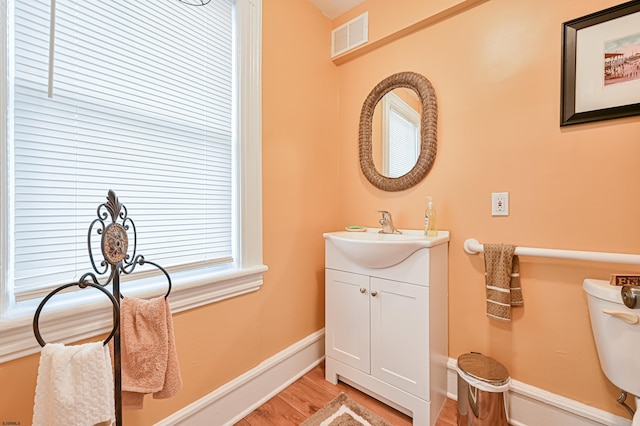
0;0;264;362
381;91;420;178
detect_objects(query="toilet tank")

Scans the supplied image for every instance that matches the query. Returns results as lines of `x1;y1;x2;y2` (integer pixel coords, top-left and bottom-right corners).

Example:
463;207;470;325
583;279;640;396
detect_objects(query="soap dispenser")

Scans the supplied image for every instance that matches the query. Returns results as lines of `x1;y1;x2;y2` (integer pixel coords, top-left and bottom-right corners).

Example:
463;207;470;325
424;196;438;237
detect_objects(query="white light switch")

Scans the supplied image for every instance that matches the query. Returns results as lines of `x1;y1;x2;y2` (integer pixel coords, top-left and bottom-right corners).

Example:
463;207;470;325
492;192;509;216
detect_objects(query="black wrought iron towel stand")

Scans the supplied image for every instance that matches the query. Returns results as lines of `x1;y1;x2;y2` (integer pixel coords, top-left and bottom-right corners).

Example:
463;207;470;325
32;190;172;426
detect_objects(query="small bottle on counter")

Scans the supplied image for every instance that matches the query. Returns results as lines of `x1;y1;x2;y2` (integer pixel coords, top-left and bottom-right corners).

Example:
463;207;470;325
424;196;438;237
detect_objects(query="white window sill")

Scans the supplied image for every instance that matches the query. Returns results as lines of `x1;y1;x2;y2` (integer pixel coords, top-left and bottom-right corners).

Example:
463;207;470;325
0;264;268;363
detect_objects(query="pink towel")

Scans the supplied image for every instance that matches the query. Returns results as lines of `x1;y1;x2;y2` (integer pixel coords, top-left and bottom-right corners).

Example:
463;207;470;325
118;296;182;409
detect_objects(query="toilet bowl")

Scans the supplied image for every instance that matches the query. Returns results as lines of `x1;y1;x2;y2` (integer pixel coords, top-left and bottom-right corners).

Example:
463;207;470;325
583;279;640;423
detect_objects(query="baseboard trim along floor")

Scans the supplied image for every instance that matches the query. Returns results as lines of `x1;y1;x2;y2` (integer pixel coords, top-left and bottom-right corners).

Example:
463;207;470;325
156;329;325;426
157;330;630;426
446;358;629;426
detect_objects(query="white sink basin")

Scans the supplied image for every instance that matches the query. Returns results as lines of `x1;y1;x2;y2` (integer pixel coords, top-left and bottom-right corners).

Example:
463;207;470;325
324;229;449;269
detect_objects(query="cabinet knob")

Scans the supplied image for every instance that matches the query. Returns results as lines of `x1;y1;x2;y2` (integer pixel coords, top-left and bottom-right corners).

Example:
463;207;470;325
371;291;378;297
360;288;366;294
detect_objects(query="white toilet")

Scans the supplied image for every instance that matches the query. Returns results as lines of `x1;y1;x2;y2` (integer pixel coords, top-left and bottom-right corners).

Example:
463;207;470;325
583;278;640;425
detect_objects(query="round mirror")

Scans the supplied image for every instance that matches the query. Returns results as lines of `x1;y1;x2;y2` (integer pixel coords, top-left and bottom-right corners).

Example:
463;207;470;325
359;72;437;191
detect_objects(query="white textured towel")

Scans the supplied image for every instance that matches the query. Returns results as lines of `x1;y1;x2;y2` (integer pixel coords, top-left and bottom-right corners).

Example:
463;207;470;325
32;342;115;426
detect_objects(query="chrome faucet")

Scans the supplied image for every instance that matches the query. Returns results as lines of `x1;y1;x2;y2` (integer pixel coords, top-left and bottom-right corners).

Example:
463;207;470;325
377;210;402;234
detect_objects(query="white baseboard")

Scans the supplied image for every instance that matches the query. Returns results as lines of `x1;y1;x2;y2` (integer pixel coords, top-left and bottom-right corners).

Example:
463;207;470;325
156;329;325;426
155;335;631;426
446;358;631;426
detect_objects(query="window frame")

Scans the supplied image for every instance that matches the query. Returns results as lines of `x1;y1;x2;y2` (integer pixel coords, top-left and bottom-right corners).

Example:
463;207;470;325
0;0;265;363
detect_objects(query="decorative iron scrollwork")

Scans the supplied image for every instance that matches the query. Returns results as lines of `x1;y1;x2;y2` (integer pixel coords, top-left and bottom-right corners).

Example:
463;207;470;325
82;190;170;295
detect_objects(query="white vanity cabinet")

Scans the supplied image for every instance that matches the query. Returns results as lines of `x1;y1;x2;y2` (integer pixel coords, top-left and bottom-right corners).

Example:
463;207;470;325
324;230;449;426
326;270;430;397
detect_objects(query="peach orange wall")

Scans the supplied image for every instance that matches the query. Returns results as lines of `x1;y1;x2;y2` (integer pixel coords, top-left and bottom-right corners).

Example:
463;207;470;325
334;0;640;418
0;0;339;423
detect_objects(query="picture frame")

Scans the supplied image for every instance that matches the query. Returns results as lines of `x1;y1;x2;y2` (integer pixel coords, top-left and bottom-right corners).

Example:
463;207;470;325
561;0;640;126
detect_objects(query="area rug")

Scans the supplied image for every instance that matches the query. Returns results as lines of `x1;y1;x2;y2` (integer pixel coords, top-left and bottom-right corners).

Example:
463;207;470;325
301;393;392;426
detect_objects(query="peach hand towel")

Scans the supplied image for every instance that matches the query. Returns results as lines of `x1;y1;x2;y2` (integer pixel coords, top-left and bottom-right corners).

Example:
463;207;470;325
119;296;182;409
484;243;523;321
153;297;182;400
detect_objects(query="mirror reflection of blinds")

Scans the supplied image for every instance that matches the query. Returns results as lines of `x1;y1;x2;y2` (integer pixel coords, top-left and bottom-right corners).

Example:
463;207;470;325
382;92;420;178
387;109;419;177
13;0;234;300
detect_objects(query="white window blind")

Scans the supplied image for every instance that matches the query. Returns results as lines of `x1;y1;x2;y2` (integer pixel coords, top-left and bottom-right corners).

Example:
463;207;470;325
12;0;234;300
382;92;420;178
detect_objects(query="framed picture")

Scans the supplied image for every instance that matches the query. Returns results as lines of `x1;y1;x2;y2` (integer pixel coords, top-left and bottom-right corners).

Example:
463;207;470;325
561;0;640;126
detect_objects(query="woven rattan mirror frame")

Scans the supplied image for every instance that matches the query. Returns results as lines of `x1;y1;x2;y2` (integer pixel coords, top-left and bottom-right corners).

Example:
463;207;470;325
359;71;437;191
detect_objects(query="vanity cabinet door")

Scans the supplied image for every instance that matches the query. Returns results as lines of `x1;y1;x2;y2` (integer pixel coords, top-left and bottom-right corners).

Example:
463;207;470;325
370;277;430;399
325;269;370;373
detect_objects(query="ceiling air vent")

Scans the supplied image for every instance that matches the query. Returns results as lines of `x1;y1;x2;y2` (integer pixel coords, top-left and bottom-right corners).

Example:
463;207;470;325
331;12;368;58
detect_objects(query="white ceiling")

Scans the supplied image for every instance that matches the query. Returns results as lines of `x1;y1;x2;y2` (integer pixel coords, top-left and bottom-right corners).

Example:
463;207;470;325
307;0;366;19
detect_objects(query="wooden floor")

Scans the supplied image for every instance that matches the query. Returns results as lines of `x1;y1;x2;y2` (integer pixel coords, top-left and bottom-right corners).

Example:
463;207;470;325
235;362;457;425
